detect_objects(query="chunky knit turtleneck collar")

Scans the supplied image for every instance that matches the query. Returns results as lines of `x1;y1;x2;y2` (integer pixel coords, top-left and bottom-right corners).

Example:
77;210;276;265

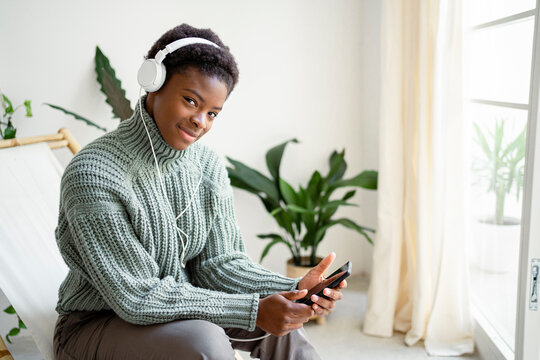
117;95;194;170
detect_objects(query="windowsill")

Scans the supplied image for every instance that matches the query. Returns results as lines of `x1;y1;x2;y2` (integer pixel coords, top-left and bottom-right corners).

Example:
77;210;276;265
472;303;514;360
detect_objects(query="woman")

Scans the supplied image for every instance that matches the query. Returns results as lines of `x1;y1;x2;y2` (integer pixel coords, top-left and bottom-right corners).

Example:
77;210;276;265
53;23;345;359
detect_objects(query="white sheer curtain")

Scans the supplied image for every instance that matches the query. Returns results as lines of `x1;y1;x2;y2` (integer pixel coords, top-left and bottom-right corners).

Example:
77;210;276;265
363;0;474;355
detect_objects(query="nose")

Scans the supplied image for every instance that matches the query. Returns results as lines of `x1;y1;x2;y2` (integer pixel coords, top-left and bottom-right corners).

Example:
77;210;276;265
191;112;206;129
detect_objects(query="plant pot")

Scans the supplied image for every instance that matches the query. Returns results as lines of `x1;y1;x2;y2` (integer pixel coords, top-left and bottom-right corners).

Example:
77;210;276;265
286;256;327;325
286;256;324;278
470;216;521;273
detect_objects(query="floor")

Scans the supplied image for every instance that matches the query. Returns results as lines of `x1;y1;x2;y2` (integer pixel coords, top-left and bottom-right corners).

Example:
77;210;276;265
2;276;481;359
238;276;481;359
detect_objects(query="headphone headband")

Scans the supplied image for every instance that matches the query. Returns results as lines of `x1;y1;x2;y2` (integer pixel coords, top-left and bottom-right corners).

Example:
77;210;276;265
137;37;221;92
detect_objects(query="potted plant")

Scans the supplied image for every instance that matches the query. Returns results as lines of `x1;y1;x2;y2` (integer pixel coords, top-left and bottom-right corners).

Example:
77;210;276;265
226;139;377;275
0;92;32;140
471;119;526;272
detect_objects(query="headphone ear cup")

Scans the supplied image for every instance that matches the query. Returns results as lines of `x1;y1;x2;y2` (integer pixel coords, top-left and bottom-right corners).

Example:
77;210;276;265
137;59;166;92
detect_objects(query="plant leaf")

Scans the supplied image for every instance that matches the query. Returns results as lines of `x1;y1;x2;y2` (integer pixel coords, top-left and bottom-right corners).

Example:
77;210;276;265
3;305;16;314
265;138;299;180
315;217;375;246
473;122;493;161
287;204;313;214
327;150;347;185
320;200;358;209
306;171;323;204
330;170;378;190
44;103;107;132
279;178;298;205
269;207;283;216
228;168;260;194
227;157;280;201
258;235;291;263
95;46;133;121
342;190;356;201
2;94;13;114
23;100;32;117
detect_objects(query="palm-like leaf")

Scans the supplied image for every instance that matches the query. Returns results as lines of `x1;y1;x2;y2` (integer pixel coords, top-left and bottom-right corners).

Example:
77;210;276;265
95;46;133;121
44;103;107;132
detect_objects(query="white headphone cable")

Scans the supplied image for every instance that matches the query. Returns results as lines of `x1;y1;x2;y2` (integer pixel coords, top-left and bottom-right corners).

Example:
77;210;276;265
138;86;203;268
228;333;271;342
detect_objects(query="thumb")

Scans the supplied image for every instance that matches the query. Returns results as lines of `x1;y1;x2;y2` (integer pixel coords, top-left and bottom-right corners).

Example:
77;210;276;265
282;289;308;301
313;252;336;275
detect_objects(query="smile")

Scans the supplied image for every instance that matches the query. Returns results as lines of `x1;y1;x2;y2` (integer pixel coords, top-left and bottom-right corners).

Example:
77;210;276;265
177;124;199;141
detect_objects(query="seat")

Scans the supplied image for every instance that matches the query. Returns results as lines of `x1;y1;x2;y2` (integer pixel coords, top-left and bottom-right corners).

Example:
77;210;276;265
0;129;80;360
0;129;243;360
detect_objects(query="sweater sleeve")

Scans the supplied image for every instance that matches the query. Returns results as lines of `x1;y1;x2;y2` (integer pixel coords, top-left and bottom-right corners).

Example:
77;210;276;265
189;175;300;297
60;164;259;329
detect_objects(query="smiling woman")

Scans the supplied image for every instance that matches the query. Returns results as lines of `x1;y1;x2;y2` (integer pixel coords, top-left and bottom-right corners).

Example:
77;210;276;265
50;23;344;360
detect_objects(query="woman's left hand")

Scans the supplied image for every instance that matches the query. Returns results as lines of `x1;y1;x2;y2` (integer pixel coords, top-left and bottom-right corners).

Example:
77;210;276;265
297;252;347;316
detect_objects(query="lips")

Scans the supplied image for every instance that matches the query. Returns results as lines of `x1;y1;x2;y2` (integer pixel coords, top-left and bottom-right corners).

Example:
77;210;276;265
177;124;200;141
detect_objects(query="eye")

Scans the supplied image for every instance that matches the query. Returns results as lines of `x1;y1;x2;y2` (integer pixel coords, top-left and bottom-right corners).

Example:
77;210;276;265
208;112;218;119
184;97;196;106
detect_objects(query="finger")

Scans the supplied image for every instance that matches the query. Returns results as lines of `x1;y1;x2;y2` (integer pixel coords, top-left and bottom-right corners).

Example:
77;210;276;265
312;304;329;316
322;288;343;301
289;303;315;318
313;252;336;275
311;295;335;311
286;321;306;333
337;279;348;289
281;289;308;301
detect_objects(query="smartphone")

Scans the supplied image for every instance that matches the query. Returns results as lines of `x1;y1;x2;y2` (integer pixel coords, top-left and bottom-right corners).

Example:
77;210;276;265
296;261;351;306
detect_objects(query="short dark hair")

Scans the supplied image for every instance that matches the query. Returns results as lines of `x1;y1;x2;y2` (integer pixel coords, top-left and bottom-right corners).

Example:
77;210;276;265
145;24;239;94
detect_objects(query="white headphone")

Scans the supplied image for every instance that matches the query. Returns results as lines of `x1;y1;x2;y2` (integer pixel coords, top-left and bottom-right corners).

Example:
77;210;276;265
137;37;221;92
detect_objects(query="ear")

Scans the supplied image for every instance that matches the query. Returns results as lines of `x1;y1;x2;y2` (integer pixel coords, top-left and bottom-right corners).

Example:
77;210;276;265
145;92;155;117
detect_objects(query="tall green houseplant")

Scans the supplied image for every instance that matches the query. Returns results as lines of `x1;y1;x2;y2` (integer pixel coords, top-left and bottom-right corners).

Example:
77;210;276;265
473;119;526;225
227;139;378;267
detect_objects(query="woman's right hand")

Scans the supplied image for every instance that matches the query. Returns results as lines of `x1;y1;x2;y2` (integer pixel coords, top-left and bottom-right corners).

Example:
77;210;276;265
256;289;314;337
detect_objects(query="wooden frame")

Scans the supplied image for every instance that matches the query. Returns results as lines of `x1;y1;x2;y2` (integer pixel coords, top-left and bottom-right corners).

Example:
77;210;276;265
0;127;81;155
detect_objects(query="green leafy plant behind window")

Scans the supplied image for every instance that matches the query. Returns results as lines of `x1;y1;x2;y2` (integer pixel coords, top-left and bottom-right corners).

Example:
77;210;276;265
473;119;526;225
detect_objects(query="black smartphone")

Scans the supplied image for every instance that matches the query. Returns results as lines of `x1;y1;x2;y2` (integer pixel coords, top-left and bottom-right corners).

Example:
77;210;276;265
296;261;351;306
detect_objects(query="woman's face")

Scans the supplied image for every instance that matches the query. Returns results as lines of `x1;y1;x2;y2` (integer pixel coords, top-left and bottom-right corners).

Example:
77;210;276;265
145;67;229;150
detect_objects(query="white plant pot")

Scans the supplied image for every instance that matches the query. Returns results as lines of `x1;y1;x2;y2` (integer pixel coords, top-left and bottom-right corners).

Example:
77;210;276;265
470;216;521;273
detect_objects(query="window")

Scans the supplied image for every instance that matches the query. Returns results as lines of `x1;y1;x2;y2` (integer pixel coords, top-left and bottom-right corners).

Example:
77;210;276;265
463;0;536;357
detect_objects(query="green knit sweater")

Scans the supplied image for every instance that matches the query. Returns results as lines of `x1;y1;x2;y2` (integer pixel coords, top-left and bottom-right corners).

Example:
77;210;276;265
55;96;298;330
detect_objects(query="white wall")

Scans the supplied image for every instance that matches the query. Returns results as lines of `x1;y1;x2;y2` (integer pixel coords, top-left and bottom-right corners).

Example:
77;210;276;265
0;0;380;276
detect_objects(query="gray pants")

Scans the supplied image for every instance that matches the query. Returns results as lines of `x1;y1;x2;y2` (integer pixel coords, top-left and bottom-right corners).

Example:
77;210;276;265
53;310;321;360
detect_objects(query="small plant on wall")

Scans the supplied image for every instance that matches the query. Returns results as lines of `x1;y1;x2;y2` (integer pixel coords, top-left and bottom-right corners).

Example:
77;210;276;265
2;305;26;344
0;92;32;140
